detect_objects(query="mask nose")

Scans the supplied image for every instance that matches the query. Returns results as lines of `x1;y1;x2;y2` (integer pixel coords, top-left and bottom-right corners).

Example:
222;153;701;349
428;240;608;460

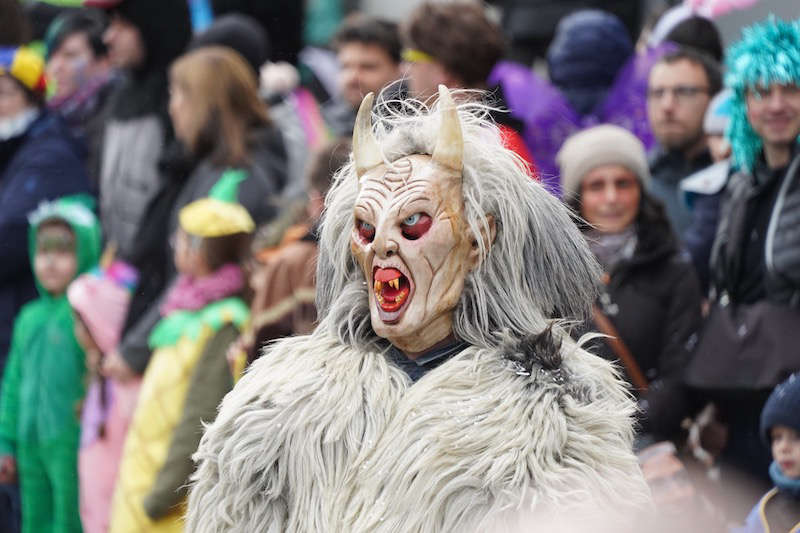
372;225;399;258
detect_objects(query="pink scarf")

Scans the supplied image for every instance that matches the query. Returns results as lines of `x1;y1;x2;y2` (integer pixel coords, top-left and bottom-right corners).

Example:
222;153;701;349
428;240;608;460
160;263;244;316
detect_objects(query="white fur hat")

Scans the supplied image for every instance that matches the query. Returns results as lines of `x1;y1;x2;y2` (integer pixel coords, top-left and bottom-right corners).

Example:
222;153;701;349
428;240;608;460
556;124;651;200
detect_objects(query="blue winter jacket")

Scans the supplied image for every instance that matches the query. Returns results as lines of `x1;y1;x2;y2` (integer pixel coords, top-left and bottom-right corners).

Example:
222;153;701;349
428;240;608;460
0;112;93;377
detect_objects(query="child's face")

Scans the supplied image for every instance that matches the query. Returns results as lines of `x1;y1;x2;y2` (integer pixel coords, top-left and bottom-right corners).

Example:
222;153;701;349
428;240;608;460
34;222;78;296
172;229;204;277
771;425;800;478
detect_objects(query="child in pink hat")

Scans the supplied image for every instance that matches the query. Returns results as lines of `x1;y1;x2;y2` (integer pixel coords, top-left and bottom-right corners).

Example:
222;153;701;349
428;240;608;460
67;261;139;533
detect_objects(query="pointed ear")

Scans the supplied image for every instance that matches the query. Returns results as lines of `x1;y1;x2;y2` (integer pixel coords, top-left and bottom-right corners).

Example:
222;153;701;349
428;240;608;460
469;214;496;269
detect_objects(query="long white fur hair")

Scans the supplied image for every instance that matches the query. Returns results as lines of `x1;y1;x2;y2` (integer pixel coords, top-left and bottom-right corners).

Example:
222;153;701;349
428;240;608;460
315;91;601;351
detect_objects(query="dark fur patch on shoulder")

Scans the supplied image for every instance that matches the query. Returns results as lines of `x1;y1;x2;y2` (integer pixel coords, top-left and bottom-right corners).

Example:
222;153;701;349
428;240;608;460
504;325;562;374
503;325;569;388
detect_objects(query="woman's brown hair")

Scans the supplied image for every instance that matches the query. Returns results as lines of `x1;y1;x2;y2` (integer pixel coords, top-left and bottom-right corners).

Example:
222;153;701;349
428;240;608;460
170;46;269;166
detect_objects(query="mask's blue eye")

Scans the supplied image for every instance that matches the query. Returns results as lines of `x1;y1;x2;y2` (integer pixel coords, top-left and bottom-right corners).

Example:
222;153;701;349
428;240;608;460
402;213;421;226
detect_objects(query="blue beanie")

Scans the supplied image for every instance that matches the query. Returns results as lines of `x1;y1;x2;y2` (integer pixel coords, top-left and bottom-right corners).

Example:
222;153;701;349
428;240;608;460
547;10;633;116
761;373;800;446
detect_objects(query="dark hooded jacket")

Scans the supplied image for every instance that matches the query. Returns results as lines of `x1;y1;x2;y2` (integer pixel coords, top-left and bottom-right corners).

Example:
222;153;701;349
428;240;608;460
0;112;93;377
581;194;703;439
97;0;191;261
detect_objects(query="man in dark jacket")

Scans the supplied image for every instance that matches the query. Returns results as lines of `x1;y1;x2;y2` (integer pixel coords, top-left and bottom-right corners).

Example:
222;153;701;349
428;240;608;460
687;17;800;486
0;45;92;377
647;47;721;236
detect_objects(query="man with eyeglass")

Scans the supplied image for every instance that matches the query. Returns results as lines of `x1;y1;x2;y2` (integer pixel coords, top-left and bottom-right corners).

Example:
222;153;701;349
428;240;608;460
647;47;722;236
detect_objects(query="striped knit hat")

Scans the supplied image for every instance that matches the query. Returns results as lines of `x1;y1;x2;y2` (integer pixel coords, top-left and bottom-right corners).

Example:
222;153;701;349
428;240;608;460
0;46;47;95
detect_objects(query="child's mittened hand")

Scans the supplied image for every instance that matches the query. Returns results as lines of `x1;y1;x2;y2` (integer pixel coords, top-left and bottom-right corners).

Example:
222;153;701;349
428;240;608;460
101;350;136;383
0;455;16;484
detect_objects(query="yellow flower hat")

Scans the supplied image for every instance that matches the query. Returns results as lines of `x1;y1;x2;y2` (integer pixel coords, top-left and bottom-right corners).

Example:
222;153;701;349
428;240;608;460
179;169;256;237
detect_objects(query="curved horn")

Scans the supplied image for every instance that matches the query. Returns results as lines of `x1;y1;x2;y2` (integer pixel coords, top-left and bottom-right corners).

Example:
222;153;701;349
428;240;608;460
352;92;383;178
431;85;463;172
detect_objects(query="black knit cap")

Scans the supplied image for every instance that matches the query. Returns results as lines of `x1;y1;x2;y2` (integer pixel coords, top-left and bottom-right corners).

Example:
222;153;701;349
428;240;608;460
761;373;800;446
188;13;270;79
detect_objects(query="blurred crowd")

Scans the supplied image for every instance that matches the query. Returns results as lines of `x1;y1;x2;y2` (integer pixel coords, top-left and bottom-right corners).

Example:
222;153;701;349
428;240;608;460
0;0;799;531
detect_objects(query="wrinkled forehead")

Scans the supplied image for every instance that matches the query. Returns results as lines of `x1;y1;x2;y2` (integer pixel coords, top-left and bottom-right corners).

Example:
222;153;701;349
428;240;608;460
356;154;462;210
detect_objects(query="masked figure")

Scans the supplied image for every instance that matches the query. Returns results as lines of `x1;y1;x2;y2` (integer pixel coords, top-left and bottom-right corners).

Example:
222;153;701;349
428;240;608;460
187;86;650;532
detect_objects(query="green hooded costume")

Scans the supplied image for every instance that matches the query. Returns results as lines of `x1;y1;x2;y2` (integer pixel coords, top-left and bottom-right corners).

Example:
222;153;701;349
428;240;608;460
0;195;101;533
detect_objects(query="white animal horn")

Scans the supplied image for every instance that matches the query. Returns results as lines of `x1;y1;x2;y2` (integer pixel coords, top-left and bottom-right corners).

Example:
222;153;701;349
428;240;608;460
431;85;463;172
352;92;383;178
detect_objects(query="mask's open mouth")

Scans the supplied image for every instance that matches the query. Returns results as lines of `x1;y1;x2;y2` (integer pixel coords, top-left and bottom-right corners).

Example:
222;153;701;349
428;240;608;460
373;267;412;319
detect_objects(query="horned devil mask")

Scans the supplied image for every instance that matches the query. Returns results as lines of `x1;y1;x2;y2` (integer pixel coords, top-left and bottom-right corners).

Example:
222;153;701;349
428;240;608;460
349;86;495;355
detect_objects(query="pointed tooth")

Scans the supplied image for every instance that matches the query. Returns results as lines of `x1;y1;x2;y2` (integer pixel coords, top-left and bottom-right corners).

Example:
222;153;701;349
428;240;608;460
391;279;399;290
374;280;382;292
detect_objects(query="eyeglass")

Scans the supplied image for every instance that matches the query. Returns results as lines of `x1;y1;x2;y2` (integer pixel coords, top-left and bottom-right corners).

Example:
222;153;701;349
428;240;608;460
647;85;710;102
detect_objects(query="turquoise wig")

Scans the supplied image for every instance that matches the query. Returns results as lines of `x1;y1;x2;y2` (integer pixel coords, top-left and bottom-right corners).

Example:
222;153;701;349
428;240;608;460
725;17;800;172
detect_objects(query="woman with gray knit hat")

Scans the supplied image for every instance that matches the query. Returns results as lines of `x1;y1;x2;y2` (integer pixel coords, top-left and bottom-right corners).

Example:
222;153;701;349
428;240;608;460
558;124;703;442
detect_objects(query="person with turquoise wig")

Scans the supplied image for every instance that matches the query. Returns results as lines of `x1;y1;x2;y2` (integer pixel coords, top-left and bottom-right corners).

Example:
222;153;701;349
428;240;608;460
686;16;800;499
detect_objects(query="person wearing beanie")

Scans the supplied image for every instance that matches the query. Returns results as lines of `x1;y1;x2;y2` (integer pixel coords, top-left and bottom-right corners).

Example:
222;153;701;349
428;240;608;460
559;124;703;442
0;45;93;378
68;261;140;533
83;0;191;351
686;18;800;486
0;196;101;533
109;171;251;532
81;0;193;387
734;373;800;532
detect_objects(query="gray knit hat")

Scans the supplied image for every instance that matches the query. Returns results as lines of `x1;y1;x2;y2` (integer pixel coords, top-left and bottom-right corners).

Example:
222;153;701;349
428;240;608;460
556;124;650;200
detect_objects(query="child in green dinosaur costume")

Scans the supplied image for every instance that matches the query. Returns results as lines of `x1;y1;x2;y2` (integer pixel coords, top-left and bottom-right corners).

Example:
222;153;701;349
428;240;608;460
109;171;253;533
0;196;101;533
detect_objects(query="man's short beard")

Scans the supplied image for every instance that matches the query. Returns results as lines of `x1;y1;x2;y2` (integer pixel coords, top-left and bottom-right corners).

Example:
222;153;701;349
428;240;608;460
662;129;706;156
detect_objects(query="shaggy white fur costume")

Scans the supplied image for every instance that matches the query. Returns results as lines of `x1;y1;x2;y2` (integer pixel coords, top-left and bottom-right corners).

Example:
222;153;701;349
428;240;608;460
187;329;650;532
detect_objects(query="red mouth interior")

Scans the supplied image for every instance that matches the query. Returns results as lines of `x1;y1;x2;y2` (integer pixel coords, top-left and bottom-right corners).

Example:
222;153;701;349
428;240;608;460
373;267;411;312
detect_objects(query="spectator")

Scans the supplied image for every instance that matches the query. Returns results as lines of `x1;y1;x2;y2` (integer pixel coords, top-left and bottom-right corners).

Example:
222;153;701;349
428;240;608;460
109;173;252;531
324;13;404;137
680;89;734;293
67;261;139;533
44;8;115;186
83;0;191;262
0;197;101;533
0;45;93;374
107;46;287;388
558;124;702;441
647;47;721;236
546;10;633;118
687;16;800;486
82;0;190;380
735;373;800;532
403;1;535;171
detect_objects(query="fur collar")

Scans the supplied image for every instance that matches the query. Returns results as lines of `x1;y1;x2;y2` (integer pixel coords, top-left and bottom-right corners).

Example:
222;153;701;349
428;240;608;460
188;329;650;532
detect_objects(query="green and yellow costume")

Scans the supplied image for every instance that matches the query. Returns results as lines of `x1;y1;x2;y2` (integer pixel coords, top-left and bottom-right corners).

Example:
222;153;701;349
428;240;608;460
0;197;102;533
109;171;253;532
